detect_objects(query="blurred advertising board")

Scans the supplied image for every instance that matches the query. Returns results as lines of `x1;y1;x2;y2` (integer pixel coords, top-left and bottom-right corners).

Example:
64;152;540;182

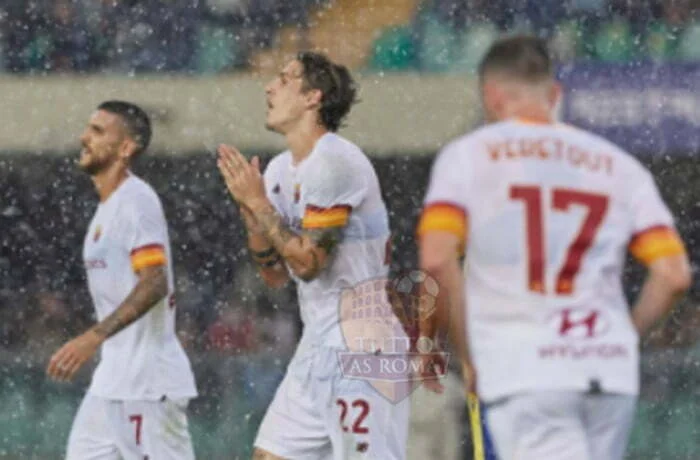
0;74;480;156
559;62;700;154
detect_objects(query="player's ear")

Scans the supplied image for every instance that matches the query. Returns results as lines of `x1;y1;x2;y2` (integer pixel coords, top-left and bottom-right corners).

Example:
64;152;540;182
119;138;139;161
305;88;323;109
481;81;502;121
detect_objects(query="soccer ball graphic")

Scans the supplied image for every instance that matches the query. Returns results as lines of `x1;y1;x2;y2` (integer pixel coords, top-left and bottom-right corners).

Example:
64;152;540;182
389;270;439;323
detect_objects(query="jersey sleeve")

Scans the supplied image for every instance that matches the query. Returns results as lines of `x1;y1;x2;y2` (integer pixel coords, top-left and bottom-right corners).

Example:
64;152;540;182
122;192;168;272
417;140;470;244
301;153;366;230
627;169;686;265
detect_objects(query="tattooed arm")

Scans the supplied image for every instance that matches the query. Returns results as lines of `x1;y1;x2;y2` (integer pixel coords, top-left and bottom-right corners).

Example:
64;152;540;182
47;264;168;382
248;199;343;282
91;265;168;339
216;144;347;282
241;205;291;288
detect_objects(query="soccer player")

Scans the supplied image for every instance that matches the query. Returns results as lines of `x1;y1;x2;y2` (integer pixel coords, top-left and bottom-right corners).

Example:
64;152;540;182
217;52;409;459
47;101;198;459
418;36;691;460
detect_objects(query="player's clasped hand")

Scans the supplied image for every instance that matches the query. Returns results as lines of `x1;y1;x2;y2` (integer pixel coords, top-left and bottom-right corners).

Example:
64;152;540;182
217;144;266;209
47;330;103;382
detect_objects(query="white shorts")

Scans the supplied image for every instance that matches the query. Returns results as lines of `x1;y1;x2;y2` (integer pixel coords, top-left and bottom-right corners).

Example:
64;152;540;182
255;347;410;459
66;393;195;460
486;391;636;460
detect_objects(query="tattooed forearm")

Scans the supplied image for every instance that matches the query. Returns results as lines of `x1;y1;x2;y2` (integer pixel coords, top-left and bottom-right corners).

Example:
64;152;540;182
250;201;301;254
248;200;346;281
307;227;344;254
91;267;168;339
297;250;322;282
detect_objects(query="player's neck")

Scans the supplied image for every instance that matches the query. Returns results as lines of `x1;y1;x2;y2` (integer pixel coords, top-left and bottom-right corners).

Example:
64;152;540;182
92;165;129;203
286;123;328;166
501;100;553;124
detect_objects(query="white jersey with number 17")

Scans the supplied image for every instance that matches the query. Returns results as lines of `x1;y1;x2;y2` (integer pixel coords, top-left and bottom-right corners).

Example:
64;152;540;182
419;119;686;403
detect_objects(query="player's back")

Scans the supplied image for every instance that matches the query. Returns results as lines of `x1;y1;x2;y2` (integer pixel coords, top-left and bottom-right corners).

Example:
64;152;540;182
463;120;638;312
442;119;675;401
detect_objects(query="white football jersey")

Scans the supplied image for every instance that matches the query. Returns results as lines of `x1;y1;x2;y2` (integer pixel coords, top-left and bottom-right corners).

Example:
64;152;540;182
420;119;685;402
83;174;197;400
264;133;391;350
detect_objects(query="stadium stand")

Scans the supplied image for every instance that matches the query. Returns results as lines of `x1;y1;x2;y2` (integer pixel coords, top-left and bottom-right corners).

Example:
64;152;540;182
2;0;700;74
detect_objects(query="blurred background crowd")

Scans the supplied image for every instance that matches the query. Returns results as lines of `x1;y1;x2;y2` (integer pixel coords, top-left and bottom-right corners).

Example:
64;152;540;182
1;0;700;74
1;0;700;458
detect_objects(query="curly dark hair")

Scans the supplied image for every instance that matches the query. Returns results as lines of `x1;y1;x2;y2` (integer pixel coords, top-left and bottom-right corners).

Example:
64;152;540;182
296;52;359;132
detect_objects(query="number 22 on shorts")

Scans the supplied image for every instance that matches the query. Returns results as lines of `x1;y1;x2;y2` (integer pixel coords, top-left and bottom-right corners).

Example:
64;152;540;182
336;398;370;434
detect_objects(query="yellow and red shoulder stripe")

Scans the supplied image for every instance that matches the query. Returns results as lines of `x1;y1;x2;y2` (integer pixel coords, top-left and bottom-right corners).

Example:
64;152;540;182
417;201;468;256
629;225;686;265
417;201;468;241
130;243;167;271
303;204;352;229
